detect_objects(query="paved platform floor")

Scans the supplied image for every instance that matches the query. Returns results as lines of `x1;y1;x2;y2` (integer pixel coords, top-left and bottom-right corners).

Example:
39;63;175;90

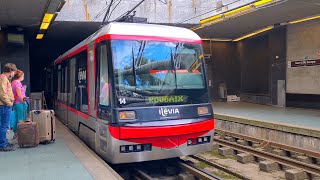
0;120;121;180
213;102;320;130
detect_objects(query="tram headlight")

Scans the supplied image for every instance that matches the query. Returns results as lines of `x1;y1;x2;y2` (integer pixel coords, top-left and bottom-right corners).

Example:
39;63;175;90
197;107;209;115
119;111;136;120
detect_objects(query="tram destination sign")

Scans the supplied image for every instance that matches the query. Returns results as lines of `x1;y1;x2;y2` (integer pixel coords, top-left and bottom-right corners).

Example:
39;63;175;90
290;59;320;68
148;95;188;104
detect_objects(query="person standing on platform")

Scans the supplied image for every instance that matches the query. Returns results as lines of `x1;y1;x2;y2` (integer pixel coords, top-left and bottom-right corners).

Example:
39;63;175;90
0;63;17;152
11;70;27;141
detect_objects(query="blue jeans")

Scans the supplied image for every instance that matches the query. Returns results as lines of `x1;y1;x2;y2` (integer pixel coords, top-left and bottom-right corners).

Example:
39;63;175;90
0;105;12;148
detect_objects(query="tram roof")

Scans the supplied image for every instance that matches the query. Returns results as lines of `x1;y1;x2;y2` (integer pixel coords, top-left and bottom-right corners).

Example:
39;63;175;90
55;22;202;64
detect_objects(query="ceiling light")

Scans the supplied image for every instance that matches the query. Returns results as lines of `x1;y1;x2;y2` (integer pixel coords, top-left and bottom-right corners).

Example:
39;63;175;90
223;5;253;17
191;25;204;31
36;34;44;40
196;0;275;31
253;0;273;7
233;26;274;42
200;14;223;25
288;15;320;25
40;22;50;30
202;38;232;42
43;13;54;23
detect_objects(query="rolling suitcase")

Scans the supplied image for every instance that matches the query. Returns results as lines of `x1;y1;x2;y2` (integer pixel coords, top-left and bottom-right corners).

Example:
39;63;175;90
17;121;40;147
30;110;56;144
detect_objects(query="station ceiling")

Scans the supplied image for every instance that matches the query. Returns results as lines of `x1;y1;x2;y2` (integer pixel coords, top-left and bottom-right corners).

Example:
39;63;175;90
0;0;63;27
195;0;320;39
0;0;319;41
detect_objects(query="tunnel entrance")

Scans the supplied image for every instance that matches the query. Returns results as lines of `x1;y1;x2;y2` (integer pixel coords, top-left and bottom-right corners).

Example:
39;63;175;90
28;21;100;92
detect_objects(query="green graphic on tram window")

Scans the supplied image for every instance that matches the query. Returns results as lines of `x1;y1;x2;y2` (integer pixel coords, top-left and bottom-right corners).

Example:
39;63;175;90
148;96;188;103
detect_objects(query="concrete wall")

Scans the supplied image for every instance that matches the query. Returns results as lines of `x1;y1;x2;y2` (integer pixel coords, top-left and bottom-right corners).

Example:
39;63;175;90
203;27;286;106
269;27;287;106
237;35;270;95
55;0;252;24
216;119;320;152
56;0;203;23
286;19;320;95
0;29;30;95
202;41;241;100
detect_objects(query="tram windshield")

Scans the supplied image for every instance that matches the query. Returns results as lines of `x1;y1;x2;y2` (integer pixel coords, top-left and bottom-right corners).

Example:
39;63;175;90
111;40;209;107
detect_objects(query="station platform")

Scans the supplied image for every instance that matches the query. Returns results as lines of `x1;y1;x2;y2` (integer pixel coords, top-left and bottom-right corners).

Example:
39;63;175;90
213;102;320;129
0;120;122;180
212;102;320;152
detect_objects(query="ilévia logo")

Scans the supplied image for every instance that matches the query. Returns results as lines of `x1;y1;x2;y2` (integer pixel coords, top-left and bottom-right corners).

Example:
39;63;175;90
159;107;180;117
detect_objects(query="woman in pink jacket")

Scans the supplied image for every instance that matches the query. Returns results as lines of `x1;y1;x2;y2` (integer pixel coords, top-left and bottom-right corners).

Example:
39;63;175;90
11;70;27;140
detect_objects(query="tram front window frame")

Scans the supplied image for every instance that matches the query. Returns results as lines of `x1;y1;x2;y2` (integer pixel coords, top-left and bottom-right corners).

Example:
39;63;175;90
110;40;209;108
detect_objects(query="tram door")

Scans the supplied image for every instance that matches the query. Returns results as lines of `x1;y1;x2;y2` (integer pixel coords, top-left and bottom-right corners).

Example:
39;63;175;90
95;42;112;154
204;54;214;100
57;63;68;125
96;42;112;122
67;57;76;131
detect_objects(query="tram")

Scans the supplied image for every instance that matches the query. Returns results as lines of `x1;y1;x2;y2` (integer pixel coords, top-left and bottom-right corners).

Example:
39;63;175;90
46;22;214;163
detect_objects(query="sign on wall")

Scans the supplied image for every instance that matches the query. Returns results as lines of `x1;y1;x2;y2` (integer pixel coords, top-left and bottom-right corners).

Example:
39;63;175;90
288;59;320;68
7;33;24;45
286;20;320;95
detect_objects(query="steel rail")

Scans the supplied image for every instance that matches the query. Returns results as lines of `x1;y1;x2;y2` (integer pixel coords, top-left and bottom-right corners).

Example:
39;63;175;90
189;155;250;180
178;160;222;180
133;160;222;180
214;137;320;176
133;168;153;180
215;129;320;158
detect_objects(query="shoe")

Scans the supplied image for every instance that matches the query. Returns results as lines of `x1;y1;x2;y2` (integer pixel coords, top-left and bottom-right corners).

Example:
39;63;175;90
0;145;16;152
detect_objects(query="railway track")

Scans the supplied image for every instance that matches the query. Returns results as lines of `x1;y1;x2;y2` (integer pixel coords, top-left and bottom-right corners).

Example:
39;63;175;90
188;155;250;180
214;129;320;177
117;129;320;179
178;160;223;180
131;158;223;180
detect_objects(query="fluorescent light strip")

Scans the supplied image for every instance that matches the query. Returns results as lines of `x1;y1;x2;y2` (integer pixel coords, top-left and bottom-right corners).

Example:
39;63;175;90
36;34;44;39
224;5;253;17
233;26;274;42
253;0;273;7
191;25;204;31
201;18;225;27
288;15;320;24
194;0;274;31
43;13;54;23
202;38;232;42
40;22;50;30
200;14;223;24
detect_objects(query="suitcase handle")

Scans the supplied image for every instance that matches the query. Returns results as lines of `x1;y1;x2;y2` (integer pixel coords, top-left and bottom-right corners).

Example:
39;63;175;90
19;120;32;124
34;110;41;115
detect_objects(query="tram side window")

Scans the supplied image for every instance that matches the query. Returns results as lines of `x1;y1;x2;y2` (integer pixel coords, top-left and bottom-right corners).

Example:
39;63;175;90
53;67;58;100
75;51;89;113
69;58;76;107
61;64;67;103
57;64;62;101
99;44;109;106
64;65;68;103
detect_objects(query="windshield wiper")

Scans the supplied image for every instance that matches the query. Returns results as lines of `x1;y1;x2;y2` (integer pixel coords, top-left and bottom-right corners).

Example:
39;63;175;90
158;44;179;93
132;47;137;87
171;48;178;90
